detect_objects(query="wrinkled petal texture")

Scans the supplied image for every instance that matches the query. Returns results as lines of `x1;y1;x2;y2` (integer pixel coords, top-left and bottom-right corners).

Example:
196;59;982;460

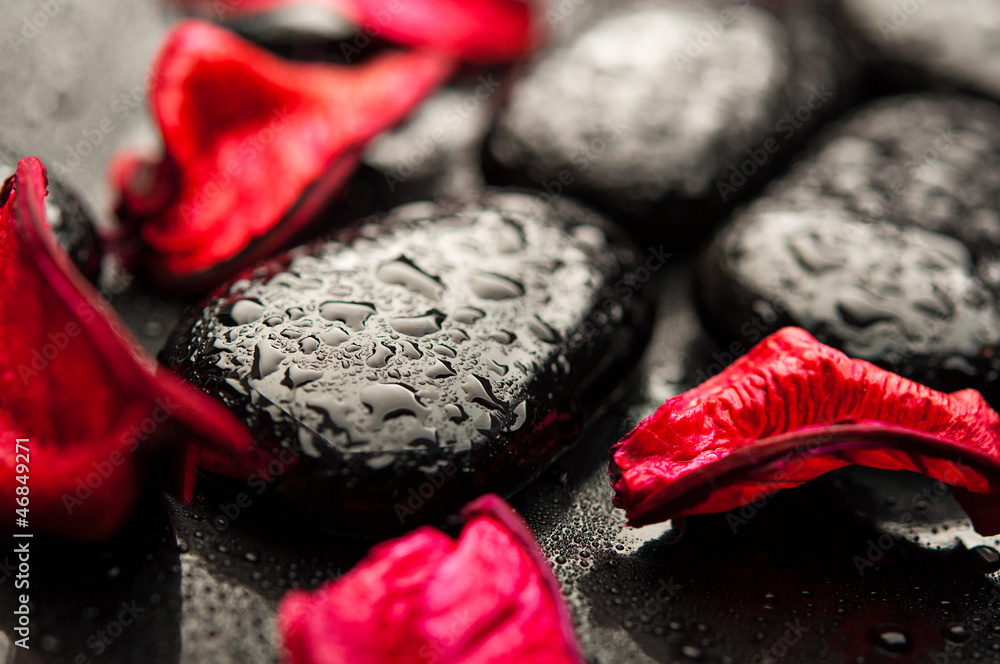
612;327;1000;534
113;20;454;290
1;158;265;540
169;0;538;63
277;495;583;664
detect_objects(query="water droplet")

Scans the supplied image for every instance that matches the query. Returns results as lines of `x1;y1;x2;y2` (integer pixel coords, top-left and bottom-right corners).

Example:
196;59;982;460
319;326;351;346
399;340;422;359
681;645;703;660
868;623;912;654
376;256;444;301
453;307;486;324
488;330;516;344
361;384;430;423
837;294;895;327
220;299;265;326
252;341;286;379
366;342;396;368
244;552;259;563
390;310;445;337
471;272;524;300
462;375;507;411
789;233;846;272
300;337;320;354
319;301;376;330
432;344;457;358
510;401;528;431
760;591;777;608
283;365;324;388
444;404;468;423
528;315;560;343
447;329;470;343
943;624;971;643
425;359;456;379
287;307;306;321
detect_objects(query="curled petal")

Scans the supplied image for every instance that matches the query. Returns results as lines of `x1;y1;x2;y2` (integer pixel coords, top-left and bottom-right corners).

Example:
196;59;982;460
169;0;539;63
612;327;1000;535
113;20;455;292
277;494;584;664
1;158;267;540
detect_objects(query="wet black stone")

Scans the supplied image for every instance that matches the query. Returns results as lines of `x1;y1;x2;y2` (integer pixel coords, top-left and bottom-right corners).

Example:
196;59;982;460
161;191;653;535
698;94;1000;400
484;0;857;243
0;144;101;281
837;0;1000;102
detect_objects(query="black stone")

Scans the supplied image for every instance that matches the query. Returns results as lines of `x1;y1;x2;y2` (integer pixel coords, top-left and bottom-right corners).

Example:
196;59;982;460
484;0;857;244
161;191;653;535
698;94;1000;400
837;0;1000;102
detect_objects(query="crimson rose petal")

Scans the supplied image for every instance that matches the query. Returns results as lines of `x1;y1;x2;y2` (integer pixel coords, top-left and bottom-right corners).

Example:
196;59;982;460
112;20;455;292
611;327;1000;535
168;0;538;63
1;157;268;540
277;494;584;664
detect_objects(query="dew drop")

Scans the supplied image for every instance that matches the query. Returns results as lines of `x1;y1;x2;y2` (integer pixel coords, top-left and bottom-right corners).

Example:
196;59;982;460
252;341;286;379
462;375;507;411
471;272;524;300
943;624;971;643
319;302;376;330
868;623;912;654
220;299;265;326
366;342;396;368
376;256;444;301
361;384;430;423
528;315;560;343
390;310;445;337
283;365;324;388
319;327;351;347
453;307;486;324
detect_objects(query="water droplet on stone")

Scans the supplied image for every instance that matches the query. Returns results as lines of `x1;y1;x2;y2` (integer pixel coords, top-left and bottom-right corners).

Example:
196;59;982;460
220;299;265;326
320;327;351;346
361;384;430;423
366;342;395;368
425;359;456;379
471;272;524;300
868;623;912;654
528;315;560;343
376;256;444;301
453;307;486;324
462;375;507;411
390;310;445;337
283;365;324;388
252;341;286;379
319;301;376;330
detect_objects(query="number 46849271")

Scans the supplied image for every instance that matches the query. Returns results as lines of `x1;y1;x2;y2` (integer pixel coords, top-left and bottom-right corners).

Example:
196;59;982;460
15;439;29;521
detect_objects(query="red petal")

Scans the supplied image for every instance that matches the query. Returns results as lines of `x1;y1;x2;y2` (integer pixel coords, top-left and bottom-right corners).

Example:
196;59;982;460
611;327;1000;535
277;495;584;664
168;0;539;63
112;20;455;292
1;158;268;540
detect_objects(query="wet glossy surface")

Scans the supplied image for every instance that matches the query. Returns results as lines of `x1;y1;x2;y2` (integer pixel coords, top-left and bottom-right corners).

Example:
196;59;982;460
160;192;652;534
699;95;1000;402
